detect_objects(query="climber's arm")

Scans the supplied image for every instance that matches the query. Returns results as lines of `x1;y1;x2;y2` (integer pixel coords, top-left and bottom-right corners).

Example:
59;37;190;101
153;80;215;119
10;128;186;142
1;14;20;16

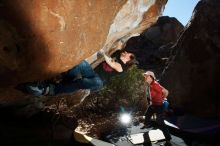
103;54;123;72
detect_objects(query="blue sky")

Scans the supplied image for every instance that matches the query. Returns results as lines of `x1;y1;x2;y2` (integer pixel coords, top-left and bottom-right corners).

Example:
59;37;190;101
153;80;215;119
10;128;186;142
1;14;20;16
163;0;199;26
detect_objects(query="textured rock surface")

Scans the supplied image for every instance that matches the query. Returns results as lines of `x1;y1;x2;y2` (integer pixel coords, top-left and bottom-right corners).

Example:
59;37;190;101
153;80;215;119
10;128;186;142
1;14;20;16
0;0;126;86
161;0;220;118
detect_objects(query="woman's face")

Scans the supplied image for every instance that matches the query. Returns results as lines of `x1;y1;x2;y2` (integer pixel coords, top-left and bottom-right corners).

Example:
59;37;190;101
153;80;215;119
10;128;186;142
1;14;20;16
120;51;133;61
144;75;153;84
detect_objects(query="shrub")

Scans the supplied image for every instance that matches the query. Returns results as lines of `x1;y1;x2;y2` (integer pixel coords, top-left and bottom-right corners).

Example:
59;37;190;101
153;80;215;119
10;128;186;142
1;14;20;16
99;65;147;112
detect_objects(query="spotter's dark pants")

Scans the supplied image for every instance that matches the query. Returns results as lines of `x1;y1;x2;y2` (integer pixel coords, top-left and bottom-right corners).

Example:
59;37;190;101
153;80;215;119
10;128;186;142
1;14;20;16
144;104;171;141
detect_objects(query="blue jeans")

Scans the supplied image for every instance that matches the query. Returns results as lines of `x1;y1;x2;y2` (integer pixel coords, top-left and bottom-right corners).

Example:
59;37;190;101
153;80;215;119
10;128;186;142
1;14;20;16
54;60;103;95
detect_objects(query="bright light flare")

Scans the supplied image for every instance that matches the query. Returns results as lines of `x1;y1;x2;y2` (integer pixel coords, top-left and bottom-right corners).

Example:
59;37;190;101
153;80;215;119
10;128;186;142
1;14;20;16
119;113;131;124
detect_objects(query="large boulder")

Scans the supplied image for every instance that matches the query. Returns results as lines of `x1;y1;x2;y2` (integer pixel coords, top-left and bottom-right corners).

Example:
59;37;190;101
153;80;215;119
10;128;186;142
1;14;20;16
0;0;167;106
161;0;220;118
0;0;167;86
0;0;127;86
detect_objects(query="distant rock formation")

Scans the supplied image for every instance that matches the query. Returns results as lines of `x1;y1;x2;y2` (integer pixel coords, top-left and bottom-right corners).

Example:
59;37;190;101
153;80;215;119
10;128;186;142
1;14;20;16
124;16;184;77
161;0;220;118
143;16;184;46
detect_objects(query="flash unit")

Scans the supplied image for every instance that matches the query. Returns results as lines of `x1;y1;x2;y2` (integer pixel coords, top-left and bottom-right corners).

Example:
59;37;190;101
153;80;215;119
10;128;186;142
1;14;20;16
120;113;131;124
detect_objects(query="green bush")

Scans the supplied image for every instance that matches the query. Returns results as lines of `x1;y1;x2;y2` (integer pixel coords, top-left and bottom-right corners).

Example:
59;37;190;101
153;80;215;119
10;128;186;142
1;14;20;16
99;65;147;111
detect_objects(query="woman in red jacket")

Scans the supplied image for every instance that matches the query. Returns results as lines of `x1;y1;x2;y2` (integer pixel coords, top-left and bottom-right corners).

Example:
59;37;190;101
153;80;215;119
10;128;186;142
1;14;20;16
141;71;172;146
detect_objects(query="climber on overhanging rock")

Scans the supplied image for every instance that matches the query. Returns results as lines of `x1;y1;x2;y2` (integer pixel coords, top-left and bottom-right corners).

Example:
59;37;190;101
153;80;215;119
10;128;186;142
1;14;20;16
16;41;137;97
